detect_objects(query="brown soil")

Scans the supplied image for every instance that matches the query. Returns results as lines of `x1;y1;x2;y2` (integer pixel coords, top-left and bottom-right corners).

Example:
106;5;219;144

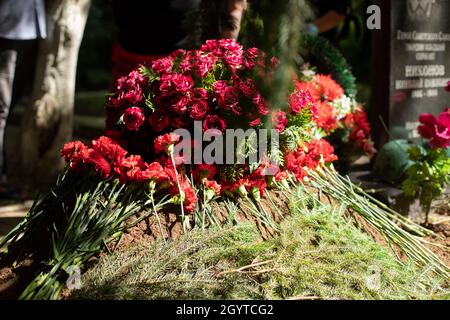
0;258;37;300
114;190;292;251
425;220;450;268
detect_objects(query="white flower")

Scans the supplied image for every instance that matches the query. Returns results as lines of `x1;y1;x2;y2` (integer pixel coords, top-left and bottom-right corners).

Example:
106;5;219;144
330;95;354;120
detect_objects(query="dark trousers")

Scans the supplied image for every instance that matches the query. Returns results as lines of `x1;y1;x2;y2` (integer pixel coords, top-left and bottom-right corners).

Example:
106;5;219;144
0;38;38;177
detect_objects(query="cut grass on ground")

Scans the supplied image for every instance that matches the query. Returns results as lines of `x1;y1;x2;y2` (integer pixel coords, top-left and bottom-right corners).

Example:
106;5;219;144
72;187;449;300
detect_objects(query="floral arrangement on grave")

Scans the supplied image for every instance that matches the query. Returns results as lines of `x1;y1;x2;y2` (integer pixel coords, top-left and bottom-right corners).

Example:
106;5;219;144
295;67;375;172
62;40;341;228
402;105;450;224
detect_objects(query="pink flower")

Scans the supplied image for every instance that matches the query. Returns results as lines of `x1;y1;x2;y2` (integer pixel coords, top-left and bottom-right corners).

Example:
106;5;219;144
249;118;262;127
123;107;145;131
272;110;287;133
418;108;450;149
289;89;318;117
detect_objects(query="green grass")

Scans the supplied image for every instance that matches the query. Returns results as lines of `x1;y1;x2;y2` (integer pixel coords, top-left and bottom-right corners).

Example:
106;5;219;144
72;187;449;300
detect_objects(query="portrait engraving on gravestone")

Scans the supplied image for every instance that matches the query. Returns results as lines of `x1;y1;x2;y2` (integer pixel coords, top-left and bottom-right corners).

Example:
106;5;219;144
390;0;450;140
407;0;436;19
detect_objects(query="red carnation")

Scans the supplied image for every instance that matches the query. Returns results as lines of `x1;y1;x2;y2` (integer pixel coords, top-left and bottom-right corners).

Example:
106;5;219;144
170;180;198;213
315;102;338;133
61;141;89;169
204;179;221;194
295;81;321;101
194;164;217;181
123;107;145;131
154;132;181;154
91;136;127;164
86;149;111;179
314;74;344;101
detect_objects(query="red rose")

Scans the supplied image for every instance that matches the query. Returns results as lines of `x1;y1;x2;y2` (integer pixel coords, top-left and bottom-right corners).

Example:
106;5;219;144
148;111;170;132
182;51;216;78
445;81;450;92
190;100;209;120
249;118;262;127
123;107;145;131
151;57;173;74
201;40;223;56
172;115;188;128
243;47;264;69
239;78;257;98
217;86;240;110
213;80;228;96
159;74;194;96
170;95;189;114
191;88;208;100
224;51;243;72
203;115;226;134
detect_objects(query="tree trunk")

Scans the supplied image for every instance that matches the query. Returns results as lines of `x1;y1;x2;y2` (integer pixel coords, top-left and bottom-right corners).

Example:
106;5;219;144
21;0;91;188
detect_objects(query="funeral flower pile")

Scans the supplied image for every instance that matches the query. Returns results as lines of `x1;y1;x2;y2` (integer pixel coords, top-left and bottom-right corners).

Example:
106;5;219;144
62;40;342;215
296;68;375;163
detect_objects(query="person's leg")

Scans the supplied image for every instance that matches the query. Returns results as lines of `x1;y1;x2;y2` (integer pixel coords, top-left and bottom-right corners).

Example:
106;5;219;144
0;39;18;180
